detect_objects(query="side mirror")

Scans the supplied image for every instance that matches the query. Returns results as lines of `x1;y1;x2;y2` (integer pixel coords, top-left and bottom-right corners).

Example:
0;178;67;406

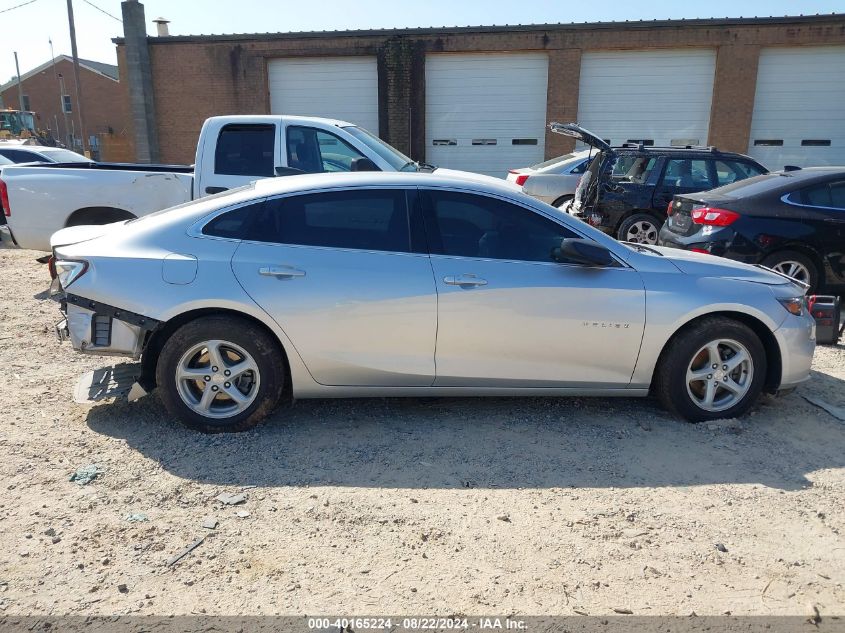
351;157;379;172
553;238;615;267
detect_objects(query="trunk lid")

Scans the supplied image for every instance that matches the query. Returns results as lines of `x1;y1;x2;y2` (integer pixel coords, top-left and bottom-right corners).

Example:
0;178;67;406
549;122;612;152
50;221;128;249
666;192;741;237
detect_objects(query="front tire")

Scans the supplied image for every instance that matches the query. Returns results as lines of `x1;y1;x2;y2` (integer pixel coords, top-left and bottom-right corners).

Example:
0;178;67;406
617;213;661;245
155;316;285;433
654;317;766;422
761;250;818;292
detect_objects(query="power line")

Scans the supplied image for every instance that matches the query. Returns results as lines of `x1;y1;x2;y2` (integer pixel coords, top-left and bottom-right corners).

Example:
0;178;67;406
0;0;39;15
81;0;121;23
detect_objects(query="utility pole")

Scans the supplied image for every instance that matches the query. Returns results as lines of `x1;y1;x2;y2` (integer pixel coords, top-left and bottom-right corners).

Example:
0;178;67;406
66;0;88;154
13;52;25;112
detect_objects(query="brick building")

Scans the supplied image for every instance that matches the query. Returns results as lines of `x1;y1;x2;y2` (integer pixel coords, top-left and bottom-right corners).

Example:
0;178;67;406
0;55;131;159
114;5;845;173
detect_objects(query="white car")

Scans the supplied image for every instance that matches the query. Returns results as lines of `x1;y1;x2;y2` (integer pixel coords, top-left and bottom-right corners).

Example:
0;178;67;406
507;149;594;208
0;143;91;164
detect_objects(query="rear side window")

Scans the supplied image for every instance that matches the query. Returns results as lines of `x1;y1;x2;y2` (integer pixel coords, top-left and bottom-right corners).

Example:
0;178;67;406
790;181;845;210
214;124;275;177
202;202;262;239
248;189;412;252
613;156;658;183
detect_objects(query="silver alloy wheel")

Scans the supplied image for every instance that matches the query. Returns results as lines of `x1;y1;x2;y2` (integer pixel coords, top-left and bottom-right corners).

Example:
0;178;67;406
625;219;659;245
175;339;260;419
686;338;754;413
768;260;811;285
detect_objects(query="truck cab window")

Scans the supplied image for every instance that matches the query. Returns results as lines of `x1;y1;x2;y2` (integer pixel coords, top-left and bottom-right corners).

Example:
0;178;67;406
214;124;276;177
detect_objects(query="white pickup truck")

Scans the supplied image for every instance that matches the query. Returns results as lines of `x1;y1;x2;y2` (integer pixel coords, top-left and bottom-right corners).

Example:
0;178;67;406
0;115;504;251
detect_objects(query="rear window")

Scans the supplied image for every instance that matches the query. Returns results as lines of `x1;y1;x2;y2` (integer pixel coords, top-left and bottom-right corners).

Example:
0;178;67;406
530;153;577;170
708;172;793;197
214;124;275;177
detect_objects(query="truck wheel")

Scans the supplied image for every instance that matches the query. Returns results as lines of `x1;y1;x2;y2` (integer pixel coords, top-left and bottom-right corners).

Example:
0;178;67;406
654;317;766;423
155;315;285;433
617;213;661;245
761;251;818;292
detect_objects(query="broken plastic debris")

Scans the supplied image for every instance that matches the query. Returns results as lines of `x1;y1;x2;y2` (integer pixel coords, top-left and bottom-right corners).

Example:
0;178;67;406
69;464;101;486
216;492;247;505
126;513;148;522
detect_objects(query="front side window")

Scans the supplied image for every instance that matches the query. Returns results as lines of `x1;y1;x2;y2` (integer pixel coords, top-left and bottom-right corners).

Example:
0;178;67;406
286;126;367;173
248;189;412;253
662;159;713;189
214;124;276;177
422;190;578;263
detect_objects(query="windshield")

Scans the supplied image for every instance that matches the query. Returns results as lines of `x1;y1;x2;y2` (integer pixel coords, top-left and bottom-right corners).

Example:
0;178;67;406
342;126;416;171
43;149;92;163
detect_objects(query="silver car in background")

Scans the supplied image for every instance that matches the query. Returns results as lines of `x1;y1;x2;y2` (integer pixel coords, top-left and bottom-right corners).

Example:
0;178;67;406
507;149;593;208
51;172;815;432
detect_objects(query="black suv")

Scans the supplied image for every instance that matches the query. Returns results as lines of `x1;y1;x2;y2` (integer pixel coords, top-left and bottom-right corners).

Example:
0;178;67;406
552;123;768;244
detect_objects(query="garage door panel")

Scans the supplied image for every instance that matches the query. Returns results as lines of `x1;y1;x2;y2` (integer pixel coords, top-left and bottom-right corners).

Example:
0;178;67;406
425;53;549;177
268;57;379;133
577;50;716;147
748;46;845;168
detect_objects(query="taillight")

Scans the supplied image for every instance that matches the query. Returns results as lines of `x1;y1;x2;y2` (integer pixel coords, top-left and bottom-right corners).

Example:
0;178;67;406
0;178;9;217
514;174;530;187
691;207;739;226
666;201;674;216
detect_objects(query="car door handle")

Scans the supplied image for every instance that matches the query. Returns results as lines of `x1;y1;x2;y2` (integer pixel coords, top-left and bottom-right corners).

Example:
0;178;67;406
205;186;228;194
259;266;306;278
443;274;488;287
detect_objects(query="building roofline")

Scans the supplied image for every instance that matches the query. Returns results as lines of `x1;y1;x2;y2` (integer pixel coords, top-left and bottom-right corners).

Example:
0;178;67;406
0;55;118;94
111;13;845;45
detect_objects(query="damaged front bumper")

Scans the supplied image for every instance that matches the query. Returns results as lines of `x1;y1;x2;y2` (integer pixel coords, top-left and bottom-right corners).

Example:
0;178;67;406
55;293;160;359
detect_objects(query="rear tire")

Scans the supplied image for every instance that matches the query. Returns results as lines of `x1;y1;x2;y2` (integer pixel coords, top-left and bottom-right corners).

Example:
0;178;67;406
617;213;661;245
760;250;818;292
155;316;285;433
654;317;766;422
552;194;574;209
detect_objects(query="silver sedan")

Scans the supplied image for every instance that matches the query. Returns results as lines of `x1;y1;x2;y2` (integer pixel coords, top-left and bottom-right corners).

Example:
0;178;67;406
51;172;815;432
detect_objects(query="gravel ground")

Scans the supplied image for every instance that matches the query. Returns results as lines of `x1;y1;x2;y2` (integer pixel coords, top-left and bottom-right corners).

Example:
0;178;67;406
1;243;844;617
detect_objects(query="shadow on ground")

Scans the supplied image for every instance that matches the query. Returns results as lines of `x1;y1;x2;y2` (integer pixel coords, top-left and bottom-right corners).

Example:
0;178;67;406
85;369;845;491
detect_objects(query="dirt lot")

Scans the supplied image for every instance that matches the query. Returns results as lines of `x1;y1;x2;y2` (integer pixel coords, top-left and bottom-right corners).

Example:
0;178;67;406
1;243;844;617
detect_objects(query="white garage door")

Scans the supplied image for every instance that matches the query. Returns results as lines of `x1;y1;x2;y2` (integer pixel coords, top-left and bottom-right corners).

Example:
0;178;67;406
268;57;379;133
577;49;717;148
425;53;549;177
748;46;845;169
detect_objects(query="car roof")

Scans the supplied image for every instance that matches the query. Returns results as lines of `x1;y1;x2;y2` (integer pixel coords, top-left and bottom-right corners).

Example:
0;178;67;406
686;166;845;199
206;114;355;128
252;170;520;197
612;145;757;160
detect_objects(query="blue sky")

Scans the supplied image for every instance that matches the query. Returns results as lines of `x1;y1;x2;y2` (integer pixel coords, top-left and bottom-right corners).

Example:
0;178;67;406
2;0;844;86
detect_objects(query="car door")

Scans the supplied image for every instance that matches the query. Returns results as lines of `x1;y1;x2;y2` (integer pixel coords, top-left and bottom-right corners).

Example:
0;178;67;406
230;187;437;386
421;189;646;388
788;179;845;286
198;121;283;195
598;154;661;222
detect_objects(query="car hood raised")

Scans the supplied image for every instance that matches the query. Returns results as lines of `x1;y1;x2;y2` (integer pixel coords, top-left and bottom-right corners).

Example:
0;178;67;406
651;246;795;286
50;221;128;249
